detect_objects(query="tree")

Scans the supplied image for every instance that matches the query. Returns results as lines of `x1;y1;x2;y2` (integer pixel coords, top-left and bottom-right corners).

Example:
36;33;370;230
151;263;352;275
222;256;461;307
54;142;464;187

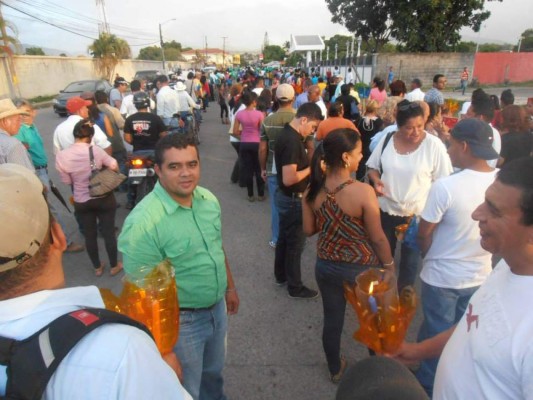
138;46;162;60
263;45;285;62
325;0;503;53
0;14;21;55
325;0;393;52
323;35;355;61
25;47;45;56
89;33;131;80
518;28;533;52
285;52;304;67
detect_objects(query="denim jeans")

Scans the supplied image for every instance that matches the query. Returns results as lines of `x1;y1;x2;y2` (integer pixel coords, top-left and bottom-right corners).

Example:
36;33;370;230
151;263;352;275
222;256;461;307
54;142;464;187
173;299;228;400
274;190;306;291
267;175;279;244
36;168;74;244
380;211;421;289
416;281;479;397
315;258;370;375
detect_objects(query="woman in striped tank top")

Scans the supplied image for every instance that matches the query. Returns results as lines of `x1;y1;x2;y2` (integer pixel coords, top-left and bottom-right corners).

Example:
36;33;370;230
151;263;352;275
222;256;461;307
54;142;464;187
302;128;394;383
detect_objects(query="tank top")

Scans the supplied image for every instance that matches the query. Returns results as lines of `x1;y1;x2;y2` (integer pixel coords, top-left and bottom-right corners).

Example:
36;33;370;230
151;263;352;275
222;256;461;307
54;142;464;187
316;179;379;265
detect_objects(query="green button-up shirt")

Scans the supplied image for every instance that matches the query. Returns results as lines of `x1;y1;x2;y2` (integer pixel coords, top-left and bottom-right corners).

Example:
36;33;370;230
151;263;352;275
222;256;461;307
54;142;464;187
118;182;227;308
13;124;47;168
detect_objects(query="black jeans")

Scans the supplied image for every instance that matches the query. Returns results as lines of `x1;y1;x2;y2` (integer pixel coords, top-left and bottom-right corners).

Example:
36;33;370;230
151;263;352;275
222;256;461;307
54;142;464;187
380;211;420;289
219;103;228;119
239;142;264;197
274;190;306;292
74;193;117;269
315;258;370;375
230;141;240;184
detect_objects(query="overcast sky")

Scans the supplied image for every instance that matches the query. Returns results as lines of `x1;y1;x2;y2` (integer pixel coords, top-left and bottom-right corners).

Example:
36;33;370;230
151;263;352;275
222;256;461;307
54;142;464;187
3;0;532;56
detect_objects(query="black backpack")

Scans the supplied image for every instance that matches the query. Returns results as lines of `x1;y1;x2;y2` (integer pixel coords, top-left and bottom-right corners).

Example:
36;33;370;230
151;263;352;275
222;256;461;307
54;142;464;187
0;308;152;400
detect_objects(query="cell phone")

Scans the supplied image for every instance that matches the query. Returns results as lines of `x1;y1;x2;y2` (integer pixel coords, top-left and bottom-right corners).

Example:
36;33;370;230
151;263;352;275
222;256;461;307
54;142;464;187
443;116;459;130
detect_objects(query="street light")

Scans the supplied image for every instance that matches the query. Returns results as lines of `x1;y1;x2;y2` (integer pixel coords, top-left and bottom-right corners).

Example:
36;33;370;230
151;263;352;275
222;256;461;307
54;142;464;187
159;18;176;72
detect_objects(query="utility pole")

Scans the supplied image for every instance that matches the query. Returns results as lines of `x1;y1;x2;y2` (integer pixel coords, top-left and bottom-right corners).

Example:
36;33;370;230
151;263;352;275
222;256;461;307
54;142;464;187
159;23;165;71
95;0;110;34
0;5;20;97
221;36;228;69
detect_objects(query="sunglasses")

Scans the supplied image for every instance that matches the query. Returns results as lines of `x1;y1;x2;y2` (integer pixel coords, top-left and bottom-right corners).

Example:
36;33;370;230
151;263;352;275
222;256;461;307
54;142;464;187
398;102;422;112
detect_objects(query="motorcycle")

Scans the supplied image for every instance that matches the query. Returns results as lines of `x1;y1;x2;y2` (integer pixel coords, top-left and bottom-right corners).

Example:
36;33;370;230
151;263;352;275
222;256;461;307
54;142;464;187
128;154;157;205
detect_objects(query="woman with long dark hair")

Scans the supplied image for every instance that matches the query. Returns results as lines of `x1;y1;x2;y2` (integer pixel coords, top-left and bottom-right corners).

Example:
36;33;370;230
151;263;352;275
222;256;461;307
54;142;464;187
55;119;122;277
302;128;393;383
369;76;388;107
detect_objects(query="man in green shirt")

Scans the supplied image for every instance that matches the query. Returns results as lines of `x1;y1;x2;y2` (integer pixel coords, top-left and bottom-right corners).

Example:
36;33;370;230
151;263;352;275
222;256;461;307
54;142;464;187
118;134;238;400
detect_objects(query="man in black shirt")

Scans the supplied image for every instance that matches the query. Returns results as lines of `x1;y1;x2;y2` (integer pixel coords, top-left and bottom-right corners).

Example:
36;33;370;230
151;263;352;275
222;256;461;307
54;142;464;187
124;92;167;208
274;102;323;299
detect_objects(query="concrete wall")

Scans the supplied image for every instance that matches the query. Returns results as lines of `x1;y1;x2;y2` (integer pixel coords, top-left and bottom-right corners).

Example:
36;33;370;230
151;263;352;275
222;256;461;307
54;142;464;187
375;53;475;90
474;52;533;85
0;56;192;99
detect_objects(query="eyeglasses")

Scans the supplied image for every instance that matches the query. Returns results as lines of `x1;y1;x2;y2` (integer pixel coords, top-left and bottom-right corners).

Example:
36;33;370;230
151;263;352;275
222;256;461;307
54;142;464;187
397;102;422;112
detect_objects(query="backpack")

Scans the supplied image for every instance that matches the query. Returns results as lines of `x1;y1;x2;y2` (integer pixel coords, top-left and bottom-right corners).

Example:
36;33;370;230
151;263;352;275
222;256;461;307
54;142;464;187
0;308;152;400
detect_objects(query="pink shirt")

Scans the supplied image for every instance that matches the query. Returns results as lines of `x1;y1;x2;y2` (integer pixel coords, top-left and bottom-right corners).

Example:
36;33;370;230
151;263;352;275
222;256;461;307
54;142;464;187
235;109;264;143
369;87;388;106
55;143;118;203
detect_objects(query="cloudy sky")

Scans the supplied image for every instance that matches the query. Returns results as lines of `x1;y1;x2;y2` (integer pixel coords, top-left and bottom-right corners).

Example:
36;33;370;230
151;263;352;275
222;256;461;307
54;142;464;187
3;0;532;56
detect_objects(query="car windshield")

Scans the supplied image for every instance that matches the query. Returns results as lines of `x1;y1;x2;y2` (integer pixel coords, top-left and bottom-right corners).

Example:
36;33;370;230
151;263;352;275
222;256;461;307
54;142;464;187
135;71;159;79
63;81;96;93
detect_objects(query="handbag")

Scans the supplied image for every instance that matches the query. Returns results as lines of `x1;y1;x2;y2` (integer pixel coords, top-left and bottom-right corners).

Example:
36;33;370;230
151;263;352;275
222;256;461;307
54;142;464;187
88;146;127;197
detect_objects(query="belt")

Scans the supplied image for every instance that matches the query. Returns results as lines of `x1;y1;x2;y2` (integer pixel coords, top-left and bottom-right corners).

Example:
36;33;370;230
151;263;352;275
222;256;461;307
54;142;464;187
180;303;216;312
282;191;303;199
35;165;47;170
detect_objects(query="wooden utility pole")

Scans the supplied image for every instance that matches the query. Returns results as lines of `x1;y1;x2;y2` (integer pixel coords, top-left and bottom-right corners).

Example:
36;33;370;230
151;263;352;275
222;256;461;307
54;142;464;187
221;36;227;69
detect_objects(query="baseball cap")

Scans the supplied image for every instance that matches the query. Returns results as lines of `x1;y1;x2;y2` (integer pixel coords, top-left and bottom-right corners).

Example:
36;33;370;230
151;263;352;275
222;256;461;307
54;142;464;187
276;83;295;101
0;164;49;273
114;77;128;85
451;118;499;160
66;97;92;114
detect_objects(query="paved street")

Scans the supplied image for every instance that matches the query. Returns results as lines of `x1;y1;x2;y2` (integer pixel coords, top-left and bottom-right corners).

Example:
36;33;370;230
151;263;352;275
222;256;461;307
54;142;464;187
38;104;422;400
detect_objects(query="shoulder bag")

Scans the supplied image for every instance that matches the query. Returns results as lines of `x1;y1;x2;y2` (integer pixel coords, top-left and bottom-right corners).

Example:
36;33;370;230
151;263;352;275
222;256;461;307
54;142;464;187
88;146;126;197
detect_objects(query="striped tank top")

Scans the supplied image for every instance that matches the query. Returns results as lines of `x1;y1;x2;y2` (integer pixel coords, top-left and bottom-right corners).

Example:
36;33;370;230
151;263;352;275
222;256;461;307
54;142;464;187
315;179;379;265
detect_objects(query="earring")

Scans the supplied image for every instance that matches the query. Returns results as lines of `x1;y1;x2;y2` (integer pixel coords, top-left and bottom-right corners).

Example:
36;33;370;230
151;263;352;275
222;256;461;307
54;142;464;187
344;161;351;169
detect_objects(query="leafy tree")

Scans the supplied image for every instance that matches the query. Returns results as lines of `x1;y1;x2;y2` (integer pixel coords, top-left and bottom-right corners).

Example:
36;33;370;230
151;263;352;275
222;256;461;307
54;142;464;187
518;28;533;52
285;52;304;67
323;35;355;61
456;41;477;52
263;45;285;62
25;47;45;56
138;46;162;60
89;33;131;80
240;52;256;66
164;40;182;51
59;53;67;57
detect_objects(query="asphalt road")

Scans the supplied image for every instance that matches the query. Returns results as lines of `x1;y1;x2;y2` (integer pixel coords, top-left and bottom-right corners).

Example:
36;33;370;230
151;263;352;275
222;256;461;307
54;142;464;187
37;105;423;400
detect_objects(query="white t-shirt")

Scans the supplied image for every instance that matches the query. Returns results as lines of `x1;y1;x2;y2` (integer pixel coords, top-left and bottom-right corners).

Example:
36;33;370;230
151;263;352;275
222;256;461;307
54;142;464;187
120;93;155;118
420;169;497;288
434;260;533;400
405;88;425;102
487;125;501;168
53;115;111;155
366;133;453;216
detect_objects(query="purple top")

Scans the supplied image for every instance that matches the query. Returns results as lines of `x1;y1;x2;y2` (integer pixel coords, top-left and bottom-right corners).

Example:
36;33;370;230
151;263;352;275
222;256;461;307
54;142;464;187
235;109;264;143
55;143;118;203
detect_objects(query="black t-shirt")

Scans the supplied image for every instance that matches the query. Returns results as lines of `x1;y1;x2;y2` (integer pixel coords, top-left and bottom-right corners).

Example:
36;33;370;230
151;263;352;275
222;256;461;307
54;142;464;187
337;94;359;121
500;131;533;165
274;123;309;194
124;112;166;151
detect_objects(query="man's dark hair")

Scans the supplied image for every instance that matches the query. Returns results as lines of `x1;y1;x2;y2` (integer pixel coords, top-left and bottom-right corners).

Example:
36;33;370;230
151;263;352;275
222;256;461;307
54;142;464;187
156;75;169;85
471;89;495;120
296;102;323;120
340;84;350;96
433;74;445;84
187;71;194;80
155;134;199;167
130;80;141;92
411;78;422;88
497;157;533;226
500;89;515;106
94;90;108;105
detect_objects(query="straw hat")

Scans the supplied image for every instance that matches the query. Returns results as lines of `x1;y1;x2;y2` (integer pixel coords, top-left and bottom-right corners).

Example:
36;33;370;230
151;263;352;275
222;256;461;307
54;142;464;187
0;99;29;120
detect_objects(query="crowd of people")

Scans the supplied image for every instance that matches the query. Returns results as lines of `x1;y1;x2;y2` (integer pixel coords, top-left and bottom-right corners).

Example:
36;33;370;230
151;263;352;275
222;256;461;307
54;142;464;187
0;65;533;400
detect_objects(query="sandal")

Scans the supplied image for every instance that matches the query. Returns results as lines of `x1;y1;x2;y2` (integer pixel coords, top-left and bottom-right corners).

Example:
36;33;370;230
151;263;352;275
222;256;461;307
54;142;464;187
94;265;104;277
330;356;347;384
110;261;123;276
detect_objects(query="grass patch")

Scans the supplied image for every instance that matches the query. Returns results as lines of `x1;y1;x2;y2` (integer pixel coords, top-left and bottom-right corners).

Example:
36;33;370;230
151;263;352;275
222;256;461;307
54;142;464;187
29;94;56;103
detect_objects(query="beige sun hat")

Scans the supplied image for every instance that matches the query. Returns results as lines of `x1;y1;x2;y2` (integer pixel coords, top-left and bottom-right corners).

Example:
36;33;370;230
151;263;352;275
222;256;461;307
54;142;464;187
0;98;30;120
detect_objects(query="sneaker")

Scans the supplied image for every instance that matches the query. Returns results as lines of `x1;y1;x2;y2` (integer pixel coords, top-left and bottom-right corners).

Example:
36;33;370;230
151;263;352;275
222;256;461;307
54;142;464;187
268;241;276;249
330;356;347;384
247;196;255;202
275;279;287;286
65;242;84;253
288;286;319;299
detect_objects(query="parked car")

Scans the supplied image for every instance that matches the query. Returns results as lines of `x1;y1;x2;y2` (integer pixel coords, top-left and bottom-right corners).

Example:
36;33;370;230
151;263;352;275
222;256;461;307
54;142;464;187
53;79;112;117
133;70;164;91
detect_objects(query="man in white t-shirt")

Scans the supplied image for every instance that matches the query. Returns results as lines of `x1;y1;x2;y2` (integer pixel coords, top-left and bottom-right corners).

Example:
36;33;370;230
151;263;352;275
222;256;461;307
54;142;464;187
414;118;498;397
53;97;111;155
405;78;425;102
395;157;533;400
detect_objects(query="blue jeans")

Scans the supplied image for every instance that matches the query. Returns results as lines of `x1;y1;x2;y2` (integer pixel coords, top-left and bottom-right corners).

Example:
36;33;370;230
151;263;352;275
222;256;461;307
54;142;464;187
173;299;228;400
274;190;306;291
416;281;479;397
380;211;421;289
460;79;467;95
267;175;279;244
315;258;370;375
36;168;74;244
